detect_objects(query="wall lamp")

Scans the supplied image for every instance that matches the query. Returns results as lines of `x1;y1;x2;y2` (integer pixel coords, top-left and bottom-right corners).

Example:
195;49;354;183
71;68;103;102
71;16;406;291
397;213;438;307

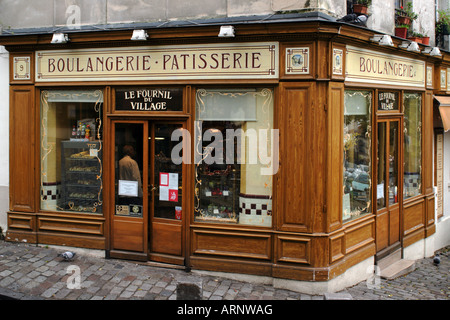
131;29;148;41
51;33;69;44
218;25;234;37
422;46;442;57
399;40;420;52
370;34;393;46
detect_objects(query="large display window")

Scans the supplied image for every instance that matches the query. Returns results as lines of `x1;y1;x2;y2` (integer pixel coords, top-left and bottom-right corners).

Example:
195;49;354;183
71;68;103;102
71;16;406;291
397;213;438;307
194;88;275;227
403;92;422;199
343;90;372;222
40;89;104;214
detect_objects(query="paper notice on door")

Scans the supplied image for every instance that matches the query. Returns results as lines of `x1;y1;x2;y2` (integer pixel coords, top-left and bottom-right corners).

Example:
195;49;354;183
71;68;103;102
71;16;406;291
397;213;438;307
169;173;178;188
169;189;178;202
159;173;179;202
159;186;169;201
118;180;139;197
377;183;384;199
160;172;169;186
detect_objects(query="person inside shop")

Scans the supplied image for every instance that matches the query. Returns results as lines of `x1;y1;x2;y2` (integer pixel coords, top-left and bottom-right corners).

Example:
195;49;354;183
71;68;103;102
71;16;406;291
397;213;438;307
119;144;143;205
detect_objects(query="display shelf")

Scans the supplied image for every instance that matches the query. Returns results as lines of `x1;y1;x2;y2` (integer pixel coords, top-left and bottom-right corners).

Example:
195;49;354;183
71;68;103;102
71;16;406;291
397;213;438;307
195;164;240;223
60;140;103;214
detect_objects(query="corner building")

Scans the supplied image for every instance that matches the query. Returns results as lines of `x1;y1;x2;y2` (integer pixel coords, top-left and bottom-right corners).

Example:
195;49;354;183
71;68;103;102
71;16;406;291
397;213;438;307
0;9;445;294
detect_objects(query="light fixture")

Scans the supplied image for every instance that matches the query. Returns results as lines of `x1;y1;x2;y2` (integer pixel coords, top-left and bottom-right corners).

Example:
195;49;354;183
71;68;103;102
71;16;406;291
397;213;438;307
131;29;148;41
422;46;442;57
218;25;234;37
370;34;393;46
399;41;420;52
51;33;69;44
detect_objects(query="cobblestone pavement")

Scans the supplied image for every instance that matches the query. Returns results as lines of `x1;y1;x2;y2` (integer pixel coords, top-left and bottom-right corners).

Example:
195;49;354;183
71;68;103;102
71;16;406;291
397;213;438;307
339;246;449;300
0;241;448;301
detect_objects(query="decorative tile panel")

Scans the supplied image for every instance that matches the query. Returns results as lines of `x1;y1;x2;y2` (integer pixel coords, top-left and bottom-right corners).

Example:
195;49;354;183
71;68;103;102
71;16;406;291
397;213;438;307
285;47;309;74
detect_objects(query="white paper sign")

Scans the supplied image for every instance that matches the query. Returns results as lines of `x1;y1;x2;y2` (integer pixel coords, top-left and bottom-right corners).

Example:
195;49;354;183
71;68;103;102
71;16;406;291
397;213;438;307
159;172;179;201
169;173;178;188
343;193;351;217
90;148;98;157
118;180;139;197
160;172;169;186
159;186;169;201
377;183;385;199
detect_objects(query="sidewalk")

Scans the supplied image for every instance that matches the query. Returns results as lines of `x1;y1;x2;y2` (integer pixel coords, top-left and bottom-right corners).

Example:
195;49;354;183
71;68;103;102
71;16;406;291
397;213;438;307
0;240;448;301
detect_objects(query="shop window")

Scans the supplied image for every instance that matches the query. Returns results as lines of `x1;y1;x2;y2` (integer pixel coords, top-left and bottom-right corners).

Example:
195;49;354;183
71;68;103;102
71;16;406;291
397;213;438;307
343;90;372;222
40;89;103;214
194;88;275;227
403;92;422;199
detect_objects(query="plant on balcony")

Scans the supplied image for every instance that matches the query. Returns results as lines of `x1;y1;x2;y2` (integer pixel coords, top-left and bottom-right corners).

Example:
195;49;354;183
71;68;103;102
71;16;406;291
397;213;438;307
408;32;424;44
436;9;450;48
436;9;450;35
397;2;418;26
353;0;372;15
395;24;409;39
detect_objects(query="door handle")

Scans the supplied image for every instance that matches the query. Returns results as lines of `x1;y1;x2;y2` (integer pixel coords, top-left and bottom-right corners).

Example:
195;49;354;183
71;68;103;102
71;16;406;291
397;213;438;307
150;185;157;192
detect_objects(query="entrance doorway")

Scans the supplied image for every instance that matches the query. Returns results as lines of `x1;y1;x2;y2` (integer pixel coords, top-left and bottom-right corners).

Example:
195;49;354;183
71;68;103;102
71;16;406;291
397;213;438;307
375;118;402;257
110;120;186;265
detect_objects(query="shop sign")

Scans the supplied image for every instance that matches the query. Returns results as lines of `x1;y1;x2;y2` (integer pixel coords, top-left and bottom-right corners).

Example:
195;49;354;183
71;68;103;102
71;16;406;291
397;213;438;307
378;92;398;111
36;42;278;82
115;87;183;111
346;46;425;88
436;133;443;218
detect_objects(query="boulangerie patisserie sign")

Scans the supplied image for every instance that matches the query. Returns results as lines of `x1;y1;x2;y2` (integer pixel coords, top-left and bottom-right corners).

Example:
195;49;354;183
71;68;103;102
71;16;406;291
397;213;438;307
36;42;279;82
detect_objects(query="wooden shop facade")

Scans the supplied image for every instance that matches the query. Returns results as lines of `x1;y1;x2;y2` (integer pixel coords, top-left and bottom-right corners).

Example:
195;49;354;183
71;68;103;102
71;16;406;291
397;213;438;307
0;15;444;285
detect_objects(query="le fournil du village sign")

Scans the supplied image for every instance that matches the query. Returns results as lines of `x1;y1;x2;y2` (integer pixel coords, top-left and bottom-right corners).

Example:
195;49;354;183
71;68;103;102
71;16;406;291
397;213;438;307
115;88;183;111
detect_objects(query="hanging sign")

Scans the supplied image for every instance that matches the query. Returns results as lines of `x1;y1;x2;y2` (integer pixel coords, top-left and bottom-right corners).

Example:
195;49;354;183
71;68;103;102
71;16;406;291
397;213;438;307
36;42;278;82
115;87;183;111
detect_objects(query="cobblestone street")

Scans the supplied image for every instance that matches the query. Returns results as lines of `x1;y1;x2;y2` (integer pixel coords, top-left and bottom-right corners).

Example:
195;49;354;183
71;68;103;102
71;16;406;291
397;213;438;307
340;246;449;300
0;241;448;301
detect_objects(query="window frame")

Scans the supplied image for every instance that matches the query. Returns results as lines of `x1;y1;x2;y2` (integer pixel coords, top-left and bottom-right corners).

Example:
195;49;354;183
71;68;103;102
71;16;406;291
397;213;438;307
192;86;276;228
39;87;105;215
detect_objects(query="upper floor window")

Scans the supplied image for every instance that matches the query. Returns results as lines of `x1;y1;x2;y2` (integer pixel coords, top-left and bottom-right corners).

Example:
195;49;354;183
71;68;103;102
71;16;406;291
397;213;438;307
395;0;406;9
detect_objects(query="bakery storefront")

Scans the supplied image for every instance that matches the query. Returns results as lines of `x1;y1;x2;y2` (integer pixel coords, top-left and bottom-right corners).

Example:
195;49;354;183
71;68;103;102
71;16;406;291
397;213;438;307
1;19;438;291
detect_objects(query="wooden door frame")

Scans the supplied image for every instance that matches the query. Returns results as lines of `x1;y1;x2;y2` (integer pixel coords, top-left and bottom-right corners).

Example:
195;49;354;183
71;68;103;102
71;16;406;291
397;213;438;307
374;115;404;258
147;120;188;266
108;119;149;261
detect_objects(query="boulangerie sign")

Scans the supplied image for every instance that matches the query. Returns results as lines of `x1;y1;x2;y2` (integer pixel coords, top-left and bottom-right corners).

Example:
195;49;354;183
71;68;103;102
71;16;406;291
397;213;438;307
36;42;279;82
346;46;425;88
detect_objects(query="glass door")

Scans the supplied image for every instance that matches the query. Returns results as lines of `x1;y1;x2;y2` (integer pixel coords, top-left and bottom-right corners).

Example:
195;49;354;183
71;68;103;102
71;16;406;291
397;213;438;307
148;122;185;265
111;120;186;265
376;119;401;254
111;121;148;258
